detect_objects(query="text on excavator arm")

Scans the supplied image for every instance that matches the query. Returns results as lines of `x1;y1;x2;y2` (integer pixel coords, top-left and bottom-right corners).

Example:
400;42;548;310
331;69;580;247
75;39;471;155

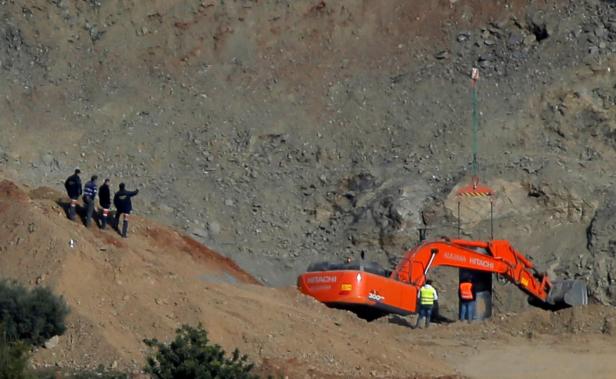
392;239;551;303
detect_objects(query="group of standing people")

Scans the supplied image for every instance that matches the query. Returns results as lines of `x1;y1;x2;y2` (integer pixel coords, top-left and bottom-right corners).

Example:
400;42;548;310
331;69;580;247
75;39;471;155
414;278;477;328
64;169;139;238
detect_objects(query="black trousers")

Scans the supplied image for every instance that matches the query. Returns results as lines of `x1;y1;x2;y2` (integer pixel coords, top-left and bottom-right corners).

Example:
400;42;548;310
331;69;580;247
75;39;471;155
114;211;125;228
84;197;94;226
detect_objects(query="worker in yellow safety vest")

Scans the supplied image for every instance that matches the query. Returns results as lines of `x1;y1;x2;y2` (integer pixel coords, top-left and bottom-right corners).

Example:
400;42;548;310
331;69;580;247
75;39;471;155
415;279;438;329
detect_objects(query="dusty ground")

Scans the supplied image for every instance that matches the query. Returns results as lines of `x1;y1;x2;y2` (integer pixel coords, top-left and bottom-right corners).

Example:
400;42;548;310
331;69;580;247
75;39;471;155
1;176;615;378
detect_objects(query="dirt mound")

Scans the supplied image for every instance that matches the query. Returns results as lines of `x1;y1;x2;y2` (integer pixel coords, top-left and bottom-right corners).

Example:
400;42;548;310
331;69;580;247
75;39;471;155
0;177;449;378
461;304;616;338
0;179;30;203
0;179;261;369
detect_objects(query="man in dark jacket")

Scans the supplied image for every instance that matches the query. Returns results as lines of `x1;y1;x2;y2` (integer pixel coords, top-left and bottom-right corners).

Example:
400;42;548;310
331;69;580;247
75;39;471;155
64;169;82;220
82;175;98;227
98;178;111;229
113;183;139;238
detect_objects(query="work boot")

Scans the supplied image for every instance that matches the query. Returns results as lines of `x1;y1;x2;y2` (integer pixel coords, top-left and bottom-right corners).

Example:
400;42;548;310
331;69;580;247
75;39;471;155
414;317;422;329
122;220;128;238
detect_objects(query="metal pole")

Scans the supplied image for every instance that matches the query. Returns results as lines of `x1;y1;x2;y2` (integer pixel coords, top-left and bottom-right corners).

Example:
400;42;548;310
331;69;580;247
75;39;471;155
423;249;438;279
418;227;427;242
490;199;494;240
457;201;461;238
472;83;478;181
471;68;480;189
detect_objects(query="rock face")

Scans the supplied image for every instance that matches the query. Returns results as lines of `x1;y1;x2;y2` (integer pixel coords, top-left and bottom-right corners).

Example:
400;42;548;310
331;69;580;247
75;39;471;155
1;0;616;294
333;173;432;261
587;198;616;305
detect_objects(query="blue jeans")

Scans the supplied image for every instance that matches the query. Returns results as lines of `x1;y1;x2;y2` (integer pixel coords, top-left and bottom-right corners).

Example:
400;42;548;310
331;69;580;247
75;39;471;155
415;305;433;328
460;300;476;321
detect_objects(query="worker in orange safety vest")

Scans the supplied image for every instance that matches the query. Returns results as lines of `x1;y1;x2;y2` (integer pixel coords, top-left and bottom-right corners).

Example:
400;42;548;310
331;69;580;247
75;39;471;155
459;278;476;322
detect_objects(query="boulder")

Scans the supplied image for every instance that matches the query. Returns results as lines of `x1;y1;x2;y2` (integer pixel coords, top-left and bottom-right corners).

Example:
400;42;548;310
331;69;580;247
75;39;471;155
586;198;616;305
44;335;59;349
207;221;221;236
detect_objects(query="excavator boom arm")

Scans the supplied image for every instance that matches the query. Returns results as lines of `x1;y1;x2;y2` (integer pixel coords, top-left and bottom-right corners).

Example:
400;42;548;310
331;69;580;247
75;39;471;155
298;239;586;319
392;239;551;302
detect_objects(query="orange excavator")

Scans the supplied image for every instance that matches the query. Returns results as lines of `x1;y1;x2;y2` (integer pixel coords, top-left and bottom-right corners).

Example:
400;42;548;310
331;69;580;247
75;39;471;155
297;238;587;319
299;69;587;319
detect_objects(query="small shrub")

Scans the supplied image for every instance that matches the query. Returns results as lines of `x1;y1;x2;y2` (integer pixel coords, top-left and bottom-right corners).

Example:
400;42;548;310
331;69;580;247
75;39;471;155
0;336;32;379
144;324;258;379
0;280;69;346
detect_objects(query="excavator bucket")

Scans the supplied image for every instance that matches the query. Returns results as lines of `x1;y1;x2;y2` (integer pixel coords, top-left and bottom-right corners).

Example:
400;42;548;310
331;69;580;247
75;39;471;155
547;279;588;307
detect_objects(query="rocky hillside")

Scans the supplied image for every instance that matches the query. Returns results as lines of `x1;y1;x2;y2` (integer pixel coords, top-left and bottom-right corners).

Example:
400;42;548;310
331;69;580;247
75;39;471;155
0;0;615;310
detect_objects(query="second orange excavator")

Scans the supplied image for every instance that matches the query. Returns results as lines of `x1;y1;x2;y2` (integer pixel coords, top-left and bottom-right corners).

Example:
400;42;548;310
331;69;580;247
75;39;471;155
297;238;587;320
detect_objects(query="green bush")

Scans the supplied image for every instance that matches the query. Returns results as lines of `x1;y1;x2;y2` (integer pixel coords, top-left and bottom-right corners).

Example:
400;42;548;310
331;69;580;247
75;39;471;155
144;324;258;379
0;281;69;346
0;336;32;379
